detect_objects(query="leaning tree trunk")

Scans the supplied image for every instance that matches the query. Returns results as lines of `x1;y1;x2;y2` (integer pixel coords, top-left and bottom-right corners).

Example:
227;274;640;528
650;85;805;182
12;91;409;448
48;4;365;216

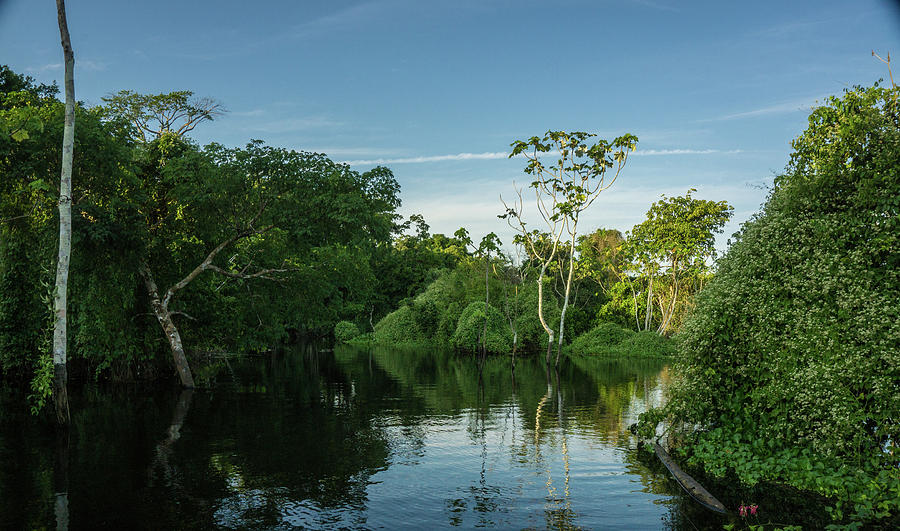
52;0;74;426
139;264;195;388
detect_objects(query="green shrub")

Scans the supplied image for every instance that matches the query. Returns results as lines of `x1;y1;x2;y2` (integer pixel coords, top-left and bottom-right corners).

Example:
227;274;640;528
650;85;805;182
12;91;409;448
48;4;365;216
567;322;634;356
333;320;361;343
639;83;900;526
611;330;674;358
452;302;512;354
436;301;463;343
373;305;425;344
347;332;373;345
567;324;674;358
411;269;466;339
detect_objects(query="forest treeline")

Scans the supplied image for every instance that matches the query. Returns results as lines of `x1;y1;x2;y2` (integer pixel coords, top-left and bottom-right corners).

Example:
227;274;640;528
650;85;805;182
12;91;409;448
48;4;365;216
0;65;438;386
0;65;731;389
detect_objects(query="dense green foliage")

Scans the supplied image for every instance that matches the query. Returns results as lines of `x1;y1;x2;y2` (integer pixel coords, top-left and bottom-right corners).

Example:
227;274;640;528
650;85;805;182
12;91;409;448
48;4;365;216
618;191;732;335
567;323;674;358
0;66;448;385
372;305;423;345
0;62;740;389
451;301;512;354
567;322;633;355
370;265;564;354
639;83;900;525
333;321;361;343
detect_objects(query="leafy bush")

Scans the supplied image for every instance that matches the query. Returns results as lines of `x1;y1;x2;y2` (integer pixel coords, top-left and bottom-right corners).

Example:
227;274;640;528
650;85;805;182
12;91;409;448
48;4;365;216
333;321;361;343
611;330;674;357
373;305;424;344
639;83;900;525
567;322;634;356
567;323;674;358
452;302;512;354
411;269;466;342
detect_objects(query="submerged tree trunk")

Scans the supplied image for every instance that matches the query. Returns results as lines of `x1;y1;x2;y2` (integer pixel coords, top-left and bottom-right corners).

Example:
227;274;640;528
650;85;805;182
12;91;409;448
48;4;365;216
52;0;75;426
139;263;195;388
54;430;69;531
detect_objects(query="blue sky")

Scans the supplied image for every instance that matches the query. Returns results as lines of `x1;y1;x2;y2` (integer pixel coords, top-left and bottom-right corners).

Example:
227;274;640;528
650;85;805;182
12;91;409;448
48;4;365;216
2;0;899;252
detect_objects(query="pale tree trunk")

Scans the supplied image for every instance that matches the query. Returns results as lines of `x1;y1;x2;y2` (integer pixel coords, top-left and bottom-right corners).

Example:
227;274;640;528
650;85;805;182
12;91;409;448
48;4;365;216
506;284;519;364
536;267;555;366
555;226;578;366
52;0;74;426
139;263;195;388
657;258;679;335
481;253;489;360
643;272;654;331
629;279;641;330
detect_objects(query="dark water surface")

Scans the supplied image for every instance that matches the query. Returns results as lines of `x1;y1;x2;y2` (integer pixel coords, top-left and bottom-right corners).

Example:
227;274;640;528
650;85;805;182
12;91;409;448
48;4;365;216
0;347;730;530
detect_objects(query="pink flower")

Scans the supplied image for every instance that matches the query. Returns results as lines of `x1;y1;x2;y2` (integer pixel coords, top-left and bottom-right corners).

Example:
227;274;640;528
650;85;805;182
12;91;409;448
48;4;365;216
739;505;747;517
750;505;758;515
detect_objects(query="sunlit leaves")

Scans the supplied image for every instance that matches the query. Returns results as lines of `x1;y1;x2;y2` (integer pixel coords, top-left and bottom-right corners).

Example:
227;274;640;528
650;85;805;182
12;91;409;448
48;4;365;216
640;83;900;526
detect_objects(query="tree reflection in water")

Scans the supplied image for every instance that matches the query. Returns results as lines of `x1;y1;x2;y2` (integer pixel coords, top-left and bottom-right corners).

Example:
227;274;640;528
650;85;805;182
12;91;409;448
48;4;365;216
0;345;723;529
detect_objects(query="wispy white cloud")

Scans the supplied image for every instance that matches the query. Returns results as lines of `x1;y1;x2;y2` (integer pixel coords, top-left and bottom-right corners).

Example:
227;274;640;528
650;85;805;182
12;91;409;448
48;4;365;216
344;147;741;165
627;0;679;12
701;97;824;122
633;148;743;156
312;147;405;157
26;59;106;73
246;116;344;133
26;63;62;72
342;151;510;165
231;109;266;117
399;180;768;257
292;1;392;37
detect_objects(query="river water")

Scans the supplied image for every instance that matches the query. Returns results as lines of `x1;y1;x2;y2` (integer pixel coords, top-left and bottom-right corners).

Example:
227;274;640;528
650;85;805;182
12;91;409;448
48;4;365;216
0;346;731;529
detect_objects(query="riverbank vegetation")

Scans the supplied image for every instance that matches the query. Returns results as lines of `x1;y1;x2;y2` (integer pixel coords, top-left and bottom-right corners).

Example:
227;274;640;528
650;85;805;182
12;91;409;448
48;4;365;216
637;82;900;527
0;66;434;389
1;50;897;526
1;62;739;396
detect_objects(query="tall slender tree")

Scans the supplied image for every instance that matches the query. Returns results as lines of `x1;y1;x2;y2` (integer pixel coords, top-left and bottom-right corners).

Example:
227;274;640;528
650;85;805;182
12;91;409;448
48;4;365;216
503;130;637;366
53;0;74;425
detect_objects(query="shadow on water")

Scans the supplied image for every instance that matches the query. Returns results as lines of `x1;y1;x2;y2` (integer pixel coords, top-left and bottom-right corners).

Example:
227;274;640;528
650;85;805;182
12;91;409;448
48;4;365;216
0;345;782;529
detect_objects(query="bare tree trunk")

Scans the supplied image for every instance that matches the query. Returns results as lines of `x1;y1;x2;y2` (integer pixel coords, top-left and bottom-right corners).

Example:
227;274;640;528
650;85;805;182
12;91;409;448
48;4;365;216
482;254;489;359
536;266;555;366
52;0;74;426
139;263;195;388
556;229;578;366
643;274;654;331
658;260;679;335
629;280;641;331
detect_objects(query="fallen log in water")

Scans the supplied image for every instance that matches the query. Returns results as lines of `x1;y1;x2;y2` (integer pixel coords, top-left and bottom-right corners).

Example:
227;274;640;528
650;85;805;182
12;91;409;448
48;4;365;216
653;442;727;514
